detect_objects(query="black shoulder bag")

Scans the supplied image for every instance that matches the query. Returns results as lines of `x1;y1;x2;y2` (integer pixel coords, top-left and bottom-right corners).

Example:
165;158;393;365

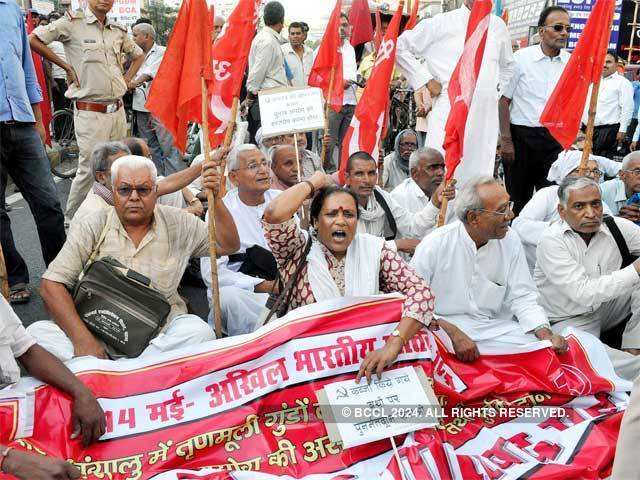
373;189;398;241
603;216;639;269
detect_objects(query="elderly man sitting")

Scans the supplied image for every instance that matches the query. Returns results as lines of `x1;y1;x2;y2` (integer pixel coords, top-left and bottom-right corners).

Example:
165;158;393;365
0;297;104;479
382;129;420;190
535;176;640;379
390;147;455;222
410;177;567;362
74;141;209;225
269;144;301;191
345;151;454;255
202;145;285;335
601;151;640;223
27;155;239;361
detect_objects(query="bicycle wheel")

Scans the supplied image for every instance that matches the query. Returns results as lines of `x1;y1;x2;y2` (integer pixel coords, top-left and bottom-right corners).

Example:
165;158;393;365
49;109;78;179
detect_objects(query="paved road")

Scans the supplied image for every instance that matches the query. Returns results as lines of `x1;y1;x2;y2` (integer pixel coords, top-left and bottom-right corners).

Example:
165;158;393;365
7;175;210;328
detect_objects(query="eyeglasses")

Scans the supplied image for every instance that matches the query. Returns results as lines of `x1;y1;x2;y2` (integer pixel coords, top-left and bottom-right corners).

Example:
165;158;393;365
545;23;572;33
399;142;418;148
476;201;514;217
237;161;270;174
624;168;640;177
571;168;603;178
422;164;445;174
115;185;155;197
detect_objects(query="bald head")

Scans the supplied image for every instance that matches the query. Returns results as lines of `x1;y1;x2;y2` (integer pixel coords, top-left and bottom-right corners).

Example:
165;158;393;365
271;145;299;188
409;147;446;198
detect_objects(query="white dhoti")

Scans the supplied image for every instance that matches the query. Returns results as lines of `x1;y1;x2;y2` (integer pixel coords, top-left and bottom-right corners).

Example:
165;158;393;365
26;315;215;362
211;286;269;337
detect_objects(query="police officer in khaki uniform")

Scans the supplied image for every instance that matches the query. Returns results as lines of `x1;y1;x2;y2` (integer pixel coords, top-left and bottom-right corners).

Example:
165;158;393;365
29;0;145;222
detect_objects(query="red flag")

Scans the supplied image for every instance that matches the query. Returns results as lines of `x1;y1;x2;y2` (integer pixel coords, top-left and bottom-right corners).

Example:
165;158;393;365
442;0;493;182
338;1;404;183
308;0;344;113
146;0;213;152
373;8;383;52
405;0;420;31
26;12;52;146
349;0;373;47
501;8;509;24
540;0;615;150
208;0;261;148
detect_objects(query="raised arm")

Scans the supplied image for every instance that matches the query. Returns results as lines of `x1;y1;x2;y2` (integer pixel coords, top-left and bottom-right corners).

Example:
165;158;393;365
263;171;331;224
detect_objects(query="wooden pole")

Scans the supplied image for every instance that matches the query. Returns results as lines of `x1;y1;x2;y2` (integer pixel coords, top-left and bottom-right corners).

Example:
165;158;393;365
580;10;615;173
0;245;9;300
436;180;450;228
293;132;308;225
201;77;223;339
321;66;337;167
219;96;240;197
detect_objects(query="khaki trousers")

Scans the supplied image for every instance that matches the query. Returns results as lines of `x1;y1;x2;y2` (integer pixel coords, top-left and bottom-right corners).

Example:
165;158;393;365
64;106;127;222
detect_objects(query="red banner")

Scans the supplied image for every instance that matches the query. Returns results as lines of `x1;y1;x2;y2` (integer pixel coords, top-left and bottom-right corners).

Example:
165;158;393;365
0;296;629;479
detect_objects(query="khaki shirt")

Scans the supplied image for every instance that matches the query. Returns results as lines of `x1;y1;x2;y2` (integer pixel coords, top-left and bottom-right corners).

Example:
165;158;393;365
0;297;36;388
43;205;210;322
32;9;143;102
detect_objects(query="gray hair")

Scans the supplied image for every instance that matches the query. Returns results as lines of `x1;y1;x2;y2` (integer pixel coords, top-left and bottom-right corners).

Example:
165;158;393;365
409;147;444;171
622;151;640;170
90;141;130;178
268;144;294;166
557;176;600;207
228;144;262;172
454;176;501;224
110;155;157;186
133;22;155;39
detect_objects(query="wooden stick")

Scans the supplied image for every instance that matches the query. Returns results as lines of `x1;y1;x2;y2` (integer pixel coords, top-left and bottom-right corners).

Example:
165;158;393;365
293;132;308;225
201;77;223;339
437;180;450;228
390;436;407;480
219;96;240;196
0;244;9;300
321;66;337;167
580;8;616;173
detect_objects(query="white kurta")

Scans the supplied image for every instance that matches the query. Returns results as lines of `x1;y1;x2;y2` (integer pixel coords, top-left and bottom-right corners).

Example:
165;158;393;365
396;6;514;186
411;222;548;347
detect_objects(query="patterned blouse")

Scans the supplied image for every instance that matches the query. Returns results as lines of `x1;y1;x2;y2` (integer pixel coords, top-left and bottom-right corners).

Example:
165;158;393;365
263;218;435;325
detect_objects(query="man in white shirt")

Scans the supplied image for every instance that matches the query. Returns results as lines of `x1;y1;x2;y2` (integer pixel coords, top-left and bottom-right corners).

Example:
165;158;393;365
534;176;640;380
583;52;634;159
245;1;288;144
411;177;568;360
323;13;358;172
391;147;455;222
601;151;640;221
396;0;514;187
47;40;70;113
282;22;313;87
500;6;571;215
345;151;452;256
130;23;183;176
202;145;281;335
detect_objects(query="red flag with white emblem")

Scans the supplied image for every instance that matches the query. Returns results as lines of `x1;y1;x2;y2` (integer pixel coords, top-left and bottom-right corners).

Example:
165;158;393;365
337;1;404;184
208;0;262;148
442;0;493;181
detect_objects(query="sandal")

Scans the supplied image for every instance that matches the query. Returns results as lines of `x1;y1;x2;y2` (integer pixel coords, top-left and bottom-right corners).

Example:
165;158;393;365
9;284;31;305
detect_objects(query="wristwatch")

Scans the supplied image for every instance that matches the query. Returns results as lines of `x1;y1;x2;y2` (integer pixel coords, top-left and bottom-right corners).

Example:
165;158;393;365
390;329;408;345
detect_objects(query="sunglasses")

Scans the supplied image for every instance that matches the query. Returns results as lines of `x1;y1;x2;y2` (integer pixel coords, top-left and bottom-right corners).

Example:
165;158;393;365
545;24;572;33
116;185;155;197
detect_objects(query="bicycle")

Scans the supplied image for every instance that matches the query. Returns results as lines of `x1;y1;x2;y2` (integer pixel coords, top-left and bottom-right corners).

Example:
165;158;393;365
48;107;79;179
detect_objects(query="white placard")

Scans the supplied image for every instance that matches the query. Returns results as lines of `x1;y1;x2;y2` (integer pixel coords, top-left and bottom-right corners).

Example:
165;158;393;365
32;0;55;15
319;366;441;449
71;0;141;27
258;87;325;137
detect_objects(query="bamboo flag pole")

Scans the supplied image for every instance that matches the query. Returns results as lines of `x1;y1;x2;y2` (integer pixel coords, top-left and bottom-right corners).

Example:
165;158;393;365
293;132;308;225
321;66;337;166
219;96;240;196
0;245;9;300
580;9;616;172
437;181;450;228
201;77;223;339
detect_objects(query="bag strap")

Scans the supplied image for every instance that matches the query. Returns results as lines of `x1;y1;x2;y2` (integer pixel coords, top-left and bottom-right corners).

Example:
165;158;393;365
373;189;398;241
263;237;313;325
87;209;114;266
603;215;636;268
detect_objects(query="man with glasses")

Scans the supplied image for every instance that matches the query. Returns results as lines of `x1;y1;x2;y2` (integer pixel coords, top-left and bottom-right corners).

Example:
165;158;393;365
391;148;456;223
535;176;640;380
201;145;284;336
130;23;183;176
27;155;240;361
500;6;571;214
583;51;634;159
382;129;420;190
411;177;568;361
602;151;640;222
